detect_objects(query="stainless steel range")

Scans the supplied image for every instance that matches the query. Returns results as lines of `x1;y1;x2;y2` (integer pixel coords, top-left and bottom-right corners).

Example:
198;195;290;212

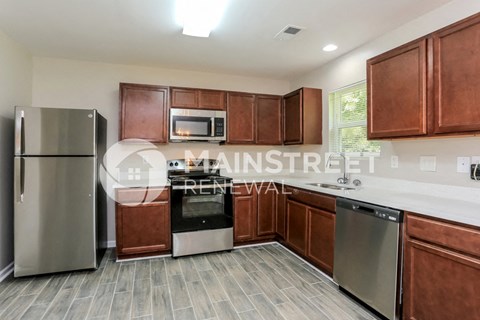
168;159;233;257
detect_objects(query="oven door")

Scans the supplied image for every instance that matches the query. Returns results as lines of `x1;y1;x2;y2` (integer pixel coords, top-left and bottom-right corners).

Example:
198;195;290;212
171;185;233;233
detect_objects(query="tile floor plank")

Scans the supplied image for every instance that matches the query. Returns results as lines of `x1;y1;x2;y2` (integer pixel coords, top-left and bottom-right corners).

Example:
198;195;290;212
132;278;152;318
76;269;104;299
174;307;196;320
33;274;69;305
150;259;167;287
42;288;77;320
229;265;262;296
63;272;87;290
278;266;321;298
101;261;121;284
116;263;135;293
230;251;258;273
0;278;32;311
135;260;151;280
276;302;309;320
249;293;286;320
164;258;182;276
151;285;174;320
187;280;216;320
248;271;288;305
0;294;36;320
179;257;200;283
19;303;48;320
255;262;293;290
88;282;115;318
168;275;191;310
282;287;329;320
192;255;212;272
198;270;228;303
205;254;230;277
310;295;356;320
213;300;241;320
65;297;92;320
108;291;132;320
218;275;254;313
22;276;51;295
238;309;263;320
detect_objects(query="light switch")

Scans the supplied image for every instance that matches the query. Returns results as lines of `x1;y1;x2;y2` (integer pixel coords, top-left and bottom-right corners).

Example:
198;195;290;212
420;156;436;172
457;157;471;173
391;156;399;168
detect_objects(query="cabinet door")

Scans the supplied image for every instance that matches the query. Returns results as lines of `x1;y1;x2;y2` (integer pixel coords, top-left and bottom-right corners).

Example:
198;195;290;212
233;185;256;242
257;184;276;237
283;89;303;144
367;39;428;138
171;87;198;108
307;208;335;275
403;239;480;320
286;199;308;255
227;93;255;144
256;95;282;145
275;185;286;240
116;202;171;256
433;15;480;134
120;84;169;143
199;90;226;110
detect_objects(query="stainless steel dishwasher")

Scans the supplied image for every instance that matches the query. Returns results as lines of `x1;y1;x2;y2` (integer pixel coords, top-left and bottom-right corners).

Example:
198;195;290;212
334;198;404;320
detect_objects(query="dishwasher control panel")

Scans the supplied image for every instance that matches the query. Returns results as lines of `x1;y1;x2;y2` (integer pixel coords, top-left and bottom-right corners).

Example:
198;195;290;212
349;200;403;223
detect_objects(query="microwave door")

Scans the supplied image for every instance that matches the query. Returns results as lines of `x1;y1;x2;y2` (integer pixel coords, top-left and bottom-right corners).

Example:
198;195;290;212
173;116;211;138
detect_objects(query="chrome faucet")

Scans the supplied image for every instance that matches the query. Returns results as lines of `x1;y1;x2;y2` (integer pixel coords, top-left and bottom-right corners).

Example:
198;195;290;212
326;153;349;185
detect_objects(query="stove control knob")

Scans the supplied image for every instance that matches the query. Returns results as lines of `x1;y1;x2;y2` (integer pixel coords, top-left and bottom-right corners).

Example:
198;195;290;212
202;220;206;224
169;162;173;167
210;161;214;166
174;162;178;167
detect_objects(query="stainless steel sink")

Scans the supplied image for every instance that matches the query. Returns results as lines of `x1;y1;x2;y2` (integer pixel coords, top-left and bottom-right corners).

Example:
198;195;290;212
306;183;356;191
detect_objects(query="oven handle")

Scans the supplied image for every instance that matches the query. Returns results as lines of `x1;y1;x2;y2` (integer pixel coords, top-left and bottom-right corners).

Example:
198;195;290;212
172;183;232;190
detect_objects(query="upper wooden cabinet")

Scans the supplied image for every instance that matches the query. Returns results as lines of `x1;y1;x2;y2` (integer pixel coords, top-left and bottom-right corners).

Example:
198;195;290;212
367;39;428;139
256;95;282;145
367;13;480;139
120;83;169;143
227;92;256;144
227;92;282;145
283;88;322;145
433;14;480;134
171;87;226;110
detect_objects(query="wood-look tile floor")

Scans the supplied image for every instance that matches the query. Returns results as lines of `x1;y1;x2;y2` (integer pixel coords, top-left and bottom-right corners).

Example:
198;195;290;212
0;244;380;320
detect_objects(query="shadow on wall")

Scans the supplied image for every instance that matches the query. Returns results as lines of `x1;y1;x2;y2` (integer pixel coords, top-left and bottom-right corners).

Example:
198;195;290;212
0;115;14;271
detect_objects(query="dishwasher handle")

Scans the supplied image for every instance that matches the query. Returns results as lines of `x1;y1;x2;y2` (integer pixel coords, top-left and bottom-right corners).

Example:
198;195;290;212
352;204;375;214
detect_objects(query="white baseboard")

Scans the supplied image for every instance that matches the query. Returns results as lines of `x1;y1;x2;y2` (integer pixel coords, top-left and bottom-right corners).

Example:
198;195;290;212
0;262;14;283
107;240;116;248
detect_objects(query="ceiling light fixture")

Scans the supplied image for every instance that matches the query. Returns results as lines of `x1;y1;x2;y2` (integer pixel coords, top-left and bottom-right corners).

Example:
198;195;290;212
176;0;229;37
323;44;338;52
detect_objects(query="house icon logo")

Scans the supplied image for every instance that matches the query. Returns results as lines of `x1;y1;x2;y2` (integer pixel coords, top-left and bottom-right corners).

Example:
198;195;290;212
99;139;167;206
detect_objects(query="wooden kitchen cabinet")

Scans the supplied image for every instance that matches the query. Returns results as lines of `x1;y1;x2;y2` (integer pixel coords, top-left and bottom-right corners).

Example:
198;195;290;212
171;87;226;110
367;39;428;139
284;187;336;275
286;199;309;255
120;83;169;143
227;92;256;144
256;184;276;236
227;92;282;145
403;213;480;320
256;95;282;145
283;87;322;145
367;12;480;139
233;184;257;242
433;14;480;134
115;188;171;259
275;184;287;240
307;208;335;274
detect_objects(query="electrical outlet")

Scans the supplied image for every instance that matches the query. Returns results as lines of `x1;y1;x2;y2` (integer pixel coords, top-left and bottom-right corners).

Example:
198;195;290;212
457;157;471;173
420;156;436;172
391;156;399;168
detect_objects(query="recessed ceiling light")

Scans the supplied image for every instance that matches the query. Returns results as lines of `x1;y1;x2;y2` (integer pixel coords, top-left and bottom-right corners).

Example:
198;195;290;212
323;44;338;52
176;0;229;38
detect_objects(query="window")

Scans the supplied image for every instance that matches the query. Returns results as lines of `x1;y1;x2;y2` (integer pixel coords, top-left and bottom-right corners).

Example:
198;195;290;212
329;81;380;155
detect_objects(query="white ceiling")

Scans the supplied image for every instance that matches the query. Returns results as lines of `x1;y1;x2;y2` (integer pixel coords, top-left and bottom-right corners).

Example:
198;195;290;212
0;0;452;79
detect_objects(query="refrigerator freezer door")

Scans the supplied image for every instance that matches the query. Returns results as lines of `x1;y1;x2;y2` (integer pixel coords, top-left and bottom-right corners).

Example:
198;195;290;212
14;157;97;277
15;106;97;156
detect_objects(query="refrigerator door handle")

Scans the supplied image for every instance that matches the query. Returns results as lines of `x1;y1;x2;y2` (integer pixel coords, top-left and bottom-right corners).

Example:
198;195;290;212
15;157;25;203
15;109;25;154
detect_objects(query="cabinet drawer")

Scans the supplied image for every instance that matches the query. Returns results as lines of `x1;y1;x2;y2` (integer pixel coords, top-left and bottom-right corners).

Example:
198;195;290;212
406;213;480;258
286;187;335;212
116;188;169;204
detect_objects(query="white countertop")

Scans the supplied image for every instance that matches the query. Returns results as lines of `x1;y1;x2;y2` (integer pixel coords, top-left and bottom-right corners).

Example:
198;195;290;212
232;174;480;227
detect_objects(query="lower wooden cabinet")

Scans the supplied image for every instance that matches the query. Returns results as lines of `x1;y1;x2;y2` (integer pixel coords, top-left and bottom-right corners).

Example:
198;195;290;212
233;183;276;244
275;184;287;240
115;188;171;259
307;208;335;274
286;200;308;255
285;187;336;275
403;213;480;320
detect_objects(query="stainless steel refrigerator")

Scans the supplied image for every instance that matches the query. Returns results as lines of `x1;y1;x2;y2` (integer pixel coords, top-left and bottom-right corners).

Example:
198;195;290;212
13;106;107;277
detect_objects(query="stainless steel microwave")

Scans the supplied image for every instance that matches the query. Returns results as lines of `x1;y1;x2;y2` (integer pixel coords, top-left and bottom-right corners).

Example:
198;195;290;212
169;108;226;142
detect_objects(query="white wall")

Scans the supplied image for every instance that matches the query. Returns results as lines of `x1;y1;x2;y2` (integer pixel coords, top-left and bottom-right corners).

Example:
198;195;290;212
290;0;480;187
32;57;291;242
0;31;32;272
